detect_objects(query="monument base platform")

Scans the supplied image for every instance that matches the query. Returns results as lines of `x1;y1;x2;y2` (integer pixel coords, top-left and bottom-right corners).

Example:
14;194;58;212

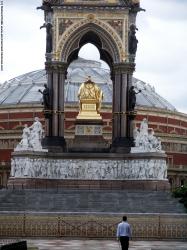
7;178;170;191
42;136;66;152
10;151;168;184
111;137;135;153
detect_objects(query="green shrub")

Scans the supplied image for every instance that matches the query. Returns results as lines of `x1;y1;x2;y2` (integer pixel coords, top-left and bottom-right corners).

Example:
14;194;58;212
172;184;187;210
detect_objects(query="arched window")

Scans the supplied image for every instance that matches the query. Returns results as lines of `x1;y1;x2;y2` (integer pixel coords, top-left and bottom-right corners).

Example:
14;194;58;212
180;179;185;186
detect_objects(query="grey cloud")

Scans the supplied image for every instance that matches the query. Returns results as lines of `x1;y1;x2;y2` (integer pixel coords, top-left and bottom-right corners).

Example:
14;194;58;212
135;0;187;112
2;0;187;115
141;0;187;21
6;0;41;8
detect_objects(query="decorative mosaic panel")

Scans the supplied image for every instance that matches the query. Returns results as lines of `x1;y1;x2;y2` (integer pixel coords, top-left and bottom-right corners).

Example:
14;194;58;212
59;19;74;36
106;20;123;38
75;125;102;136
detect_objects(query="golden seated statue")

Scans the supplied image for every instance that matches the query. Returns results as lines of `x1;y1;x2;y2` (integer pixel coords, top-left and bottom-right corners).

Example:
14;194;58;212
76;76;103;120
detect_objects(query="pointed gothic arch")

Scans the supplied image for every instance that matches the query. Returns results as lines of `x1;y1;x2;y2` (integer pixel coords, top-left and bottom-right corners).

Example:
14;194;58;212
57;19;125;67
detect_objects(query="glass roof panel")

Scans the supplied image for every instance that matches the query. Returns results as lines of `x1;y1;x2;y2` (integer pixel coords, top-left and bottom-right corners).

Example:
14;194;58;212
3;85;31;104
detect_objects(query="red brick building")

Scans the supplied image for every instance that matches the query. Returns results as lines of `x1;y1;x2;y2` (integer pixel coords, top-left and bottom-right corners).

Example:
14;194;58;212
0;59;187;188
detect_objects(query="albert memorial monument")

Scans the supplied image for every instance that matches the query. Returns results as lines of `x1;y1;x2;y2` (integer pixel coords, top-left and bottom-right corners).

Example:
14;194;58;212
0;0;186;241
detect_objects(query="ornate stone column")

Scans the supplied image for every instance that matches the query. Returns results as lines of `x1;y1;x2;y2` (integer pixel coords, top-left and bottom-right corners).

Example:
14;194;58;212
59;71;66;137
45;63;53;137
111;62;135;153
127;70;136;141
43;61;67;151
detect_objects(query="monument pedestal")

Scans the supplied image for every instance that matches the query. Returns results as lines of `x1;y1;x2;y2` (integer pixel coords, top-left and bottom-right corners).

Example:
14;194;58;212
69;93;109;152
76;99;102;120
69;119;109;152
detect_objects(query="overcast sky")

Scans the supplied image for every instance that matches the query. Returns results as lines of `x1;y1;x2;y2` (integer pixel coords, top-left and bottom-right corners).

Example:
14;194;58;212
0;0;187;113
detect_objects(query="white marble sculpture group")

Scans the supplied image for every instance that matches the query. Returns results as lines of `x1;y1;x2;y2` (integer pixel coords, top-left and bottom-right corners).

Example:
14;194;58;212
131;118;164;153
11;157;167;180
14;117;47;152
12;117;167;180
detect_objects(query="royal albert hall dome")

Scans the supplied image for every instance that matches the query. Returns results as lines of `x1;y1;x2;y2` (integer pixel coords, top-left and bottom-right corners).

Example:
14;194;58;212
0;58;187;188
0;58;176;111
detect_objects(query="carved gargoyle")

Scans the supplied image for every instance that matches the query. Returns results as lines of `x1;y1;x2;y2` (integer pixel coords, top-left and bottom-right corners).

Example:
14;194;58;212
37;1;52;12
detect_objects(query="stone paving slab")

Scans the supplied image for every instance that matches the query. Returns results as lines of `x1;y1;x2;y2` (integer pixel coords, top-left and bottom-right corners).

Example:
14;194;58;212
0;239;187;250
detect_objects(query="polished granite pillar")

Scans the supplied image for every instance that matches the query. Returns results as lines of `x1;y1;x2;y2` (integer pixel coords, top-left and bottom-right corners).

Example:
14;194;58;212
111;62;135;153
43;61;67;151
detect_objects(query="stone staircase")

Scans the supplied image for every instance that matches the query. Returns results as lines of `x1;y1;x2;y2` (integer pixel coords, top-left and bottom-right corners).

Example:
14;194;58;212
0;189;185;213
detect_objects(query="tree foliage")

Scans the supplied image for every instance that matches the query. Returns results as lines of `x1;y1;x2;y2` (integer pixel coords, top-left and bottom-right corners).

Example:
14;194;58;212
172;184;187;210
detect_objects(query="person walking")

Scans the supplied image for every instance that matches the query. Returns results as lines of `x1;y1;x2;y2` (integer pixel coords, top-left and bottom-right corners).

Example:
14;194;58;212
116;216;132;250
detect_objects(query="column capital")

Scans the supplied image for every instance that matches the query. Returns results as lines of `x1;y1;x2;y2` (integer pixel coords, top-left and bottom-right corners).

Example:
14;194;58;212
45;61;68;73
112;62;135;74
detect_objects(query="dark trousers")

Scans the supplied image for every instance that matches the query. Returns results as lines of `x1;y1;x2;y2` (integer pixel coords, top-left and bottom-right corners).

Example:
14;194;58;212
119;236;129;250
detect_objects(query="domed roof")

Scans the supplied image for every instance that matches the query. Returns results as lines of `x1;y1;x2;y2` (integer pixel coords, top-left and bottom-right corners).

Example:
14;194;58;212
0;58;176;111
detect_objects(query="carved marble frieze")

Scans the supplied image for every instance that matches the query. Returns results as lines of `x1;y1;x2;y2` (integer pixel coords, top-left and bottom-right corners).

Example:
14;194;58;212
11;157;167;180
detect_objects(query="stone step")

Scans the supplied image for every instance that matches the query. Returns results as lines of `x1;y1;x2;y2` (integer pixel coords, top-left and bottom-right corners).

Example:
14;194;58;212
0;189;185;213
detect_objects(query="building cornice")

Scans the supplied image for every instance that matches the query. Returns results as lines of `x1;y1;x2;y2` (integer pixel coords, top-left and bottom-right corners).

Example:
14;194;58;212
158;133;187;142
0;104;42;111
137;106;187;120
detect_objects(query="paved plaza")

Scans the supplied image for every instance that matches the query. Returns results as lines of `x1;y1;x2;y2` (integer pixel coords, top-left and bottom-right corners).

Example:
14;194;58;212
0;239;187;250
